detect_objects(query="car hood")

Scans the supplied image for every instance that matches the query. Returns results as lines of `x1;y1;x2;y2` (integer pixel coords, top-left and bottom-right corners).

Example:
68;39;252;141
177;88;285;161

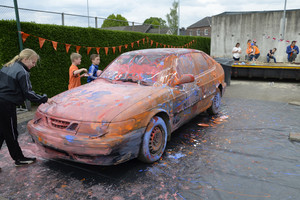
38;79;162;122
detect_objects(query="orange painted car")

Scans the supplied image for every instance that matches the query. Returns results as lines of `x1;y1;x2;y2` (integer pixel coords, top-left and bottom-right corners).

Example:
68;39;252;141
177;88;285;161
28;48;226;165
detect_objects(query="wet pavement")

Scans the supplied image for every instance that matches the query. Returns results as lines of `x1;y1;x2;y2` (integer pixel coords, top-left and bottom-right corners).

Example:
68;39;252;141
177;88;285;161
1;80;300;200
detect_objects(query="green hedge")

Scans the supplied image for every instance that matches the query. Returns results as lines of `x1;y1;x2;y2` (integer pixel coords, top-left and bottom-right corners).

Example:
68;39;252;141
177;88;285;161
0;20;210;97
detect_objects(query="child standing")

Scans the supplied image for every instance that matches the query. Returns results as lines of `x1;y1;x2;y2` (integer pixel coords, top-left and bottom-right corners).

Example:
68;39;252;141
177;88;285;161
68;53;87;90
87;54;102;83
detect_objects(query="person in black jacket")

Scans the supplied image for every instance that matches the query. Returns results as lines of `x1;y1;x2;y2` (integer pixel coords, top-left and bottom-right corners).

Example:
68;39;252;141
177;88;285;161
0;48;52;170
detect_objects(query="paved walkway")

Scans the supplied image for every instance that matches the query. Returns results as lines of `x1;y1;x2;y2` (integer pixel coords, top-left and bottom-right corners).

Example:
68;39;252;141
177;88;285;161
17;106;37;124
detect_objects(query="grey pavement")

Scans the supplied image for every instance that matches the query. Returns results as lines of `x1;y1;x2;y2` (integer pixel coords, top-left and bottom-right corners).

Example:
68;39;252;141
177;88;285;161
2;79;298;200
223;80;300;103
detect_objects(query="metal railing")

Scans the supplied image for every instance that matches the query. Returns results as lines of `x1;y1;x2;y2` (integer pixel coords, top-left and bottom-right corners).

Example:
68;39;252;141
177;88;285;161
0;4;162;32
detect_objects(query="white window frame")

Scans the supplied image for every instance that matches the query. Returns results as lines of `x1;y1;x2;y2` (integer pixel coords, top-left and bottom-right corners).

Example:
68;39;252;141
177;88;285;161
204;29;208;35
197;29;200;36
189;30;192;36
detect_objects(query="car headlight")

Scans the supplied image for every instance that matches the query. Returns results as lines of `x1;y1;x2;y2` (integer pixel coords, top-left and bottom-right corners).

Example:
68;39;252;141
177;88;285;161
108;119;136;135
77;123;109;138
33;109;46;125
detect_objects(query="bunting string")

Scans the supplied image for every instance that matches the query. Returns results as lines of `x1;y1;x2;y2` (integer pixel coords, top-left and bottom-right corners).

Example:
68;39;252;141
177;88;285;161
262;35;294;43
19;31;196;56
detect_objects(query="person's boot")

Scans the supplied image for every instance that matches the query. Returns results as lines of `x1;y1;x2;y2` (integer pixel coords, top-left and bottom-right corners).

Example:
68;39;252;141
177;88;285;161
15;157;36;167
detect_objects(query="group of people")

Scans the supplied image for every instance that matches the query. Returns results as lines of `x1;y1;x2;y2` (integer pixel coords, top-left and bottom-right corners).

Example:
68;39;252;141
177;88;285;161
232;40;299;63
0;49;102;171
68;52;102;90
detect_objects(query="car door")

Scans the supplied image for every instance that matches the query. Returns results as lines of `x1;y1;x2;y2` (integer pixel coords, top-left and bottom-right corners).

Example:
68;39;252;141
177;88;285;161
170;53;201;129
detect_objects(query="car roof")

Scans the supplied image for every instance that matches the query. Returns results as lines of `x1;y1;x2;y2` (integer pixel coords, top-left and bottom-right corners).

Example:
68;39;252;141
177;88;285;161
122;48;202;56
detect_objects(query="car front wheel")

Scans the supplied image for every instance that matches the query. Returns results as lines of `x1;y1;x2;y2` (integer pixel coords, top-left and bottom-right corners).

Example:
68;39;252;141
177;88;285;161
207;88;221;115
138;116;168;163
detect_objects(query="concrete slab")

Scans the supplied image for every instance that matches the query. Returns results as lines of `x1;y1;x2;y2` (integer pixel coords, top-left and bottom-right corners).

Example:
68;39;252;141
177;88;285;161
289;101;300;106
289;132;300;142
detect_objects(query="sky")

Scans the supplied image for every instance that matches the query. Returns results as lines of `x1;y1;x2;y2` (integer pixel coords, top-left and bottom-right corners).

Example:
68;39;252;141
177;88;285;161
1;0;300;28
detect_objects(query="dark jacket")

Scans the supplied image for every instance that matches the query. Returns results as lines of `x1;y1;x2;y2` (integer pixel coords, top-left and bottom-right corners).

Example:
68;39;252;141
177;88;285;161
286;45;299;60
0;61;48;105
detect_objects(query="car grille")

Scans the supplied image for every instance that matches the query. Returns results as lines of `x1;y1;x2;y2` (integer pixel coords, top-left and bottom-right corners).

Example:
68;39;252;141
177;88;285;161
49;118;70;129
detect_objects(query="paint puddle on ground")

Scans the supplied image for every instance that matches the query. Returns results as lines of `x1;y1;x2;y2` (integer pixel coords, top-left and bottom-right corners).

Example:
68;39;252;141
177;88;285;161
167;152;186;160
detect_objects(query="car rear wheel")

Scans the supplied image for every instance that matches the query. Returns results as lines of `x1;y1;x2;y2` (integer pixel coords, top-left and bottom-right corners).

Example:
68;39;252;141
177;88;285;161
207;88;221;115
138;116;168;163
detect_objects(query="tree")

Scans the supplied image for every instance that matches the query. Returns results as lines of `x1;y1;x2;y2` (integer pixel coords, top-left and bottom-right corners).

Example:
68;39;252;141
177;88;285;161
101;14;129;28
143;17;167;28
166;1;179;35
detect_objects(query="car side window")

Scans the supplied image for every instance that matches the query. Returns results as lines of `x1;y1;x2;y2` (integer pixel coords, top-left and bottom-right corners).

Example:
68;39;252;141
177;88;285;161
177;54;197;76
201;53;216;70
191;53;209;74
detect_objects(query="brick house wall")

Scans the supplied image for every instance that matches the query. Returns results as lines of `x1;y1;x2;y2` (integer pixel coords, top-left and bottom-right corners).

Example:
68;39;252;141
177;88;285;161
186;26;211;37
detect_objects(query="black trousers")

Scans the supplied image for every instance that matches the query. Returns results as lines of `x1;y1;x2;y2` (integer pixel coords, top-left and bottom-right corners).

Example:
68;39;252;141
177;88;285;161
0;99;24;161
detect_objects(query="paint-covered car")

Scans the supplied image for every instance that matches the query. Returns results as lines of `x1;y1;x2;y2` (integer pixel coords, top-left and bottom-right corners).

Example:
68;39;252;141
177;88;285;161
28;48;226;165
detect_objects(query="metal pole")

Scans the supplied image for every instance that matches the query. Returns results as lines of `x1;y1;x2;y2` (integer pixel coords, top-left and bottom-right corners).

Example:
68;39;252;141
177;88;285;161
87;0;90;27
177;0;180;35
13;0;23;51
13;0;32;111
95;17;98;28
62;12;64;25
282;0;287;39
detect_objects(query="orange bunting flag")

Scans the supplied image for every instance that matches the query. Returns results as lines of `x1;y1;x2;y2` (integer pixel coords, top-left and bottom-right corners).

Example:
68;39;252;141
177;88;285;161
137;41;140;47
76;46;81;53
164;44;166;48
87;47;92;55
65;44;71;53
156;42;158;48
52;41;57;51
168;45;170;48
150;40;153;46
21;32;30;43
104;47;108;55
39;37;46;49
124;44;128;49
131;42;134;48
96;47;100;54
119;45;122;52
112;47;116;54
142;38;145;44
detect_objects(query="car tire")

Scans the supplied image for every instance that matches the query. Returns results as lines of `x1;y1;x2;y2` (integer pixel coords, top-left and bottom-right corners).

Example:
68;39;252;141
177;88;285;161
138;116;168;163
207;88;221;115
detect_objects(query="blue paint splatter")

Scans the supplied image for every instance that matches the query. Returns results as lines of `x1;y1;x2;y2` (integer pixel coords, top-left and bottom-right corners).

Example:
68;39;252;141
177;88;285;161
65;135;75;143
87;91;112;100
124;96;131;99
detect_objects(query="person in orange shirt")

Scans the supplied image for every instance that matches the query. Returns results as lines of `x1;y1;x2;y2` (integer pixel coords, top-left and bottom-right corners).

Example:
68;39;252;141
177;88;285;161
68;53;88;90
253;41;260;60
246;39;252;60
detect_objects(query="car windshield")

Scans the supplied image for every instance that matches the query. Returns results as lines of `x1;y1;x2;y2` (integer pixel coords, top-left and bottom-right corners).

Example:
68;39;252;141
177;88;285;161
100;53;177;86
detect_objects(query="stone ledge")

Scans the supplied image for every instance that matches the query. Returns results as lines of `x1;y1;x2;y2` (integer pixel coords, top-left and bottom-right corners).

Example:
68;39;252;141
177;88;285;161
289;133;300;142
288;101;300;106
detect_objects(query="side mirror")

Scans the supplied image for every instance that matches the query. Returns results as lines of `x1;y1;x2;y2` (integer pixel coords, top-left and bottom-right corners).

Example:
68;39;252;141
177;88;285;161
175;74;195;85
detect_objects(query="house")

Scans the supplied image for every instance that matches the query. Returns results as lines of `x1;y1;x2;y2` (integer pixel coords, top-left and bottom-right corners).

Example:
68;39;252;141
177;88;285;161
186;17;212;37
210;9;300;62
102;24;172;34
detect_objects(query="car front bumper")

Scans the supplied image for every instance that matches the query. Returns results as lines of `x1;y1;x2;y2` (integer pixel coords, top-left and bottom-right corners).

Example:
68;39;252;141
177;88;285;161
27;120;145;165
